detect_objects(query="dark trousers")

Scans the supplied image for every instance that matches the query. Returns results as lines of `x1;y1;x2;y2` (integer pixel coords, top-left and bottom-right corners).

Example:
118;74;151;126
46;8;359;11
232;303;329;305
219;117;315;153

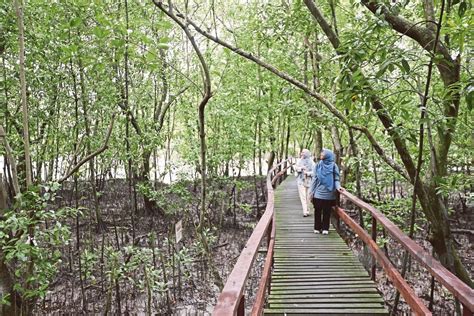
312;198;335;231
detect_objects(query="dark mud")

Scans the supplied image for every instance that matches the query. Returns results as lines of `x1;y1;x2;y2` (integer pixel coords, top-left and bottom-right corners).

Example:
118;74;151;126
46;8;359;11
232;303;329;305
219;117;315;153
33;176;267;315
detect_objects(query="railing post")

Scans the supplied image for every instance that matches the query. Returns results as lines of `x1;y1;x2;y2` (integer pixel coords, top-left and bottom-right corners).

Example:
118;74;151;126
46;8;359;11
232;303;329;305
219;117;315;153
335;191;341;231
266;217;272;247
462;304;471;316
237;295;245;316
266;215;273;296
371;215;377;281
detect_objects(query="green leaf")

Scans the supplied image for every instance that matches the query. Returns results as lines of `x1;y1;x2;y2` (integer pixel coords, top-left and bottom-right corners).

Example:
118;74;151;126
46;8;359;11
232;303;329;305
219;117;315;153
466;87;473;111
111;39;125;48
458;1;467;16
401;59;410;73
157;43;170;49
93;26;109;39
159;37;171;44
69;17;82;28
157;20;173;30
376;61;390;78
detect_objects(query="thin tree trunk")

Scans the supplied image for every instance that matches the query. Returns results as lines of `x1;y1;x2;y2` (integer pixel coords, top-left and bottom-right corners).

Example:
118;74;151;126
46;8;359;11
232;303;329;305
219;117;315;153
253;118;261;217
285;116;291;160
14;1;35;313
303;0;472;286
78;56;105;231
331;126;342;166
153;0;223;290
15;0;32;189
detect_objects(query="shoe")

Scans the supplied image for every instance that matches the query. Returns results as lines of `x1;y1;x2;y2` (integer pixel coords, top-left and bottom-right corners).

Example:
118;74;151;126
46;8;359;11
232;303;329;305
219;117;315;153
322;230;329;235
314;230;320;234
303;213;309;217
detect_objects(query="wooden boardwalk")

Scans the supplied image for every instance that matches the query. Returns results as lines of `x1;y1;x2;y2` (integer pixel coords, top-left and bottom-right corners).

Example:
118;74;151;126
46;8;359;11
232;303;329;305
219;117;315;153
264;178;388;315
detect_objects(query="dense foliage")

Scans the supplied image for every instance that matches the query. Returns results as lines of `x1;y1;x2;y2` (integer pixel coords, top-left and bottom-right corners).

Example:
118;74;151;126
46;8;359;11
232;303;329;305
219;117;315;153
0;0;472;314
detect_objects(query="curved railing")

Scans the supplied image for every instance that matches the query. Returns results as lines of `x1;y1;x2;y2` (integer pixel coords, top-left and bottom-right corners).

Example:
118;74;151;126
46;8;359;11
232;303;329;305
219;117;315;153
214;169;473;315
213;159;294;316
335;188;474;316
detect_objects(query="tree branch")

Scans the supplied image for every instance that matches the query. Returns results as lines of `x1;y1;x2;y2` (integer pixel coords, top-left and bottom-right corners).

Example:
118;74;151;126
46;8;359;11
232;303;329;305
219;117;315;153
153;0;223;289
0;126;20;196
360;0;458;86
423;0;437;33
304;0;417;181
303;0;340;49
359;0;461;177
171;7;349;124
154;49;168;123
158;3;411;181
156;85;189;133
352;125;410;180
58;114;116;184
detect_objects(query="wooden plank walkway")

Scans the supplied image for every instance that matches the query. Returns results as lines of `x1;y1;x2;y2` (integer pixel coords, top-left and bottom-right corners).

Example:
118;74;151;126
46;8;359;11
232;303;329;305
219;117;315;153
264;178;388;315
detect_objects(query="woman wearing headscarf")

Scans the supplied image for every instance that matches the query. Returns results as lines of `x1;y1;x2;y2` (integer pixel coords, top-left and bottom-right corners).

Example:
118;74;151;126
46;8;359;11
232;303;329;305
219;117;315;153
309;148;341;234
295;149;314;217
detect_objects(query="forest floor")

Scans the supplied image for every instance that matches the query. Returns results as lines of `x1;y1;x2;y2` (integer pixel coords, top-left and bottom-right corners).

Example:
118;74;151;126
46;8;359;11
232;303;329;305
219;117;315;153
34;176;267;315
34;178;472;315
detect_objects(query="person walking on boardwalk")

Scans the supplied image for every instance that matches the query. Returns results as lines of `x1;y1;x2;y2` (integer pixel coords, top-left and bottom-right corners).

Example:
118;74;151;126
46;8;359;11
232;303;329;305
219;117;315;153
309;148;341;234
295;149;314;217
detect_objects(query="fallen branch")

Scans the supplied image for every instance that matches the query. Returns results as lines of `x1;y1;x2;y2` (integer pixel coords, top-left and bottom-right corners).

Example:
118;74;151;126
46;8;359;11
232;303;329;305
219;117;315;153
452;229;474;235
212;242;229;250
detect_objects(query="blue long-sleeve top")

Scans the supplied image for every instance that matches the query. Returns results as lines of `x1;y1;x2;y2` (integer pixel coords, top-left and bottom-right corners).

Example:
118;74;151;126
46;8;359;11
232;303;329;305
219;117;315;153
309;162;341;200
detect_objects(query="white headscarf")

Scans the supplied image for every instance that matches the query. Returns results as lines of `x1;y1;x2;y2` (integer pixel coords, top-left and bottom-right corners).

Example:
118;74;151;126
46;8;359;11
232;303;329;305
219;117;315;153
297;149;313;171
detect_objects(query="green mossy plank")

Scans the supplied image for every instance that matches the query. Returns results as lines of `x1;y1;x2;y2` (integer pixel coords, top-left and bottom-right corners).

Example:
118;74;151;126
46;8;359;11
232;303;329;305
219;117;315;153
270;285;377;291
274;258;360;262
271;276;370;281
273;262;362;266
271;280;376;287
269;303;385;309
269;288;380;295
273;261;361;265
271;271;368;276
273;268;367;273
265;178;386;314
269;293;384;299
269;297;385;304
264;308;388;315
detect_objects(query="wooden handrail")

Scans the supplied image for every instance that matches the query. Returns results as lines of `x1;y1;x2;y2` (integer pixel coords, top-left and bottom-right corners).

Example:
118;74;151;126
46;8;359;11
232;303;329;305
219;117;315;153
213;159;293;315
338;187;474;314
334;206;432;315
250;214;275;316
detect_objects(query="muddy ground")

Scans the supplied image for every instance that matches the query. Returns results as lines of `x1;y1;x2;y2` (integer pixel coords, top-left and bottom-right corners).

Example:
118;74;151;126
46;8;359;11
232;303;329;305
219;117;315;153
33;176;267;315
32;177;472;315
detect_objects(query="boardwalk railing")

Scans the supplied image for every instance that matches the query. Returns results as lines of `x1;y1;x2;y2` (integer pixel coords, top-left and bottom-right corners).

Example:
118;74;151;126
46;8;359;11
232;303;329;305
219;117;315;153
214;169;473;315
213;159;293;316
336;188;474;316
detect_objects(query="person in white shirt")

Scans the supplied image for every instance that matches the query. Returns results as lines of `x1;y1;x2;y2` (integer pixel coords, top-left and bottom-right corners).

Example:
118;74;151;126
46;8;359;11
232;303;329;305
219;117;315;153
295;149;314;217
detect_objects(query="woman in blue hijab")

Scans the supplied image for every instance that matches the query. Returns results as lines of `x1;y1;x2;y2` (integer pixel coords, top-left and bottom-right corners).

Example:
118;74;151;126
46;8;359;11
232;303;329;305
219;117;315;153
309;148;341;234
295;149;314;217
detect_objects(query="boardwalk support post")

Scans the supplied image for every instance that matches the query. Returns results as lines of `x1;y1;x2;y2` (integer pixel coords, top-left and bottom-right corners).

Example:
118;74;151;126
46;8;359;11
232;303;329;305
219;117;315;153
237;295;244;315
463;304;471;316
371;216;377;281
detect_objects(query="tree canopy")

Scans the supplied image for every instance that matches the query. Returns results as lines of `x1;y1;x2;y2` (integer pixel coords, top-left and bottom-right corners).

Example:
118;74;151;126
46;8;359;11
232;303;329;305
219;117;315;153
0;0;472;314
